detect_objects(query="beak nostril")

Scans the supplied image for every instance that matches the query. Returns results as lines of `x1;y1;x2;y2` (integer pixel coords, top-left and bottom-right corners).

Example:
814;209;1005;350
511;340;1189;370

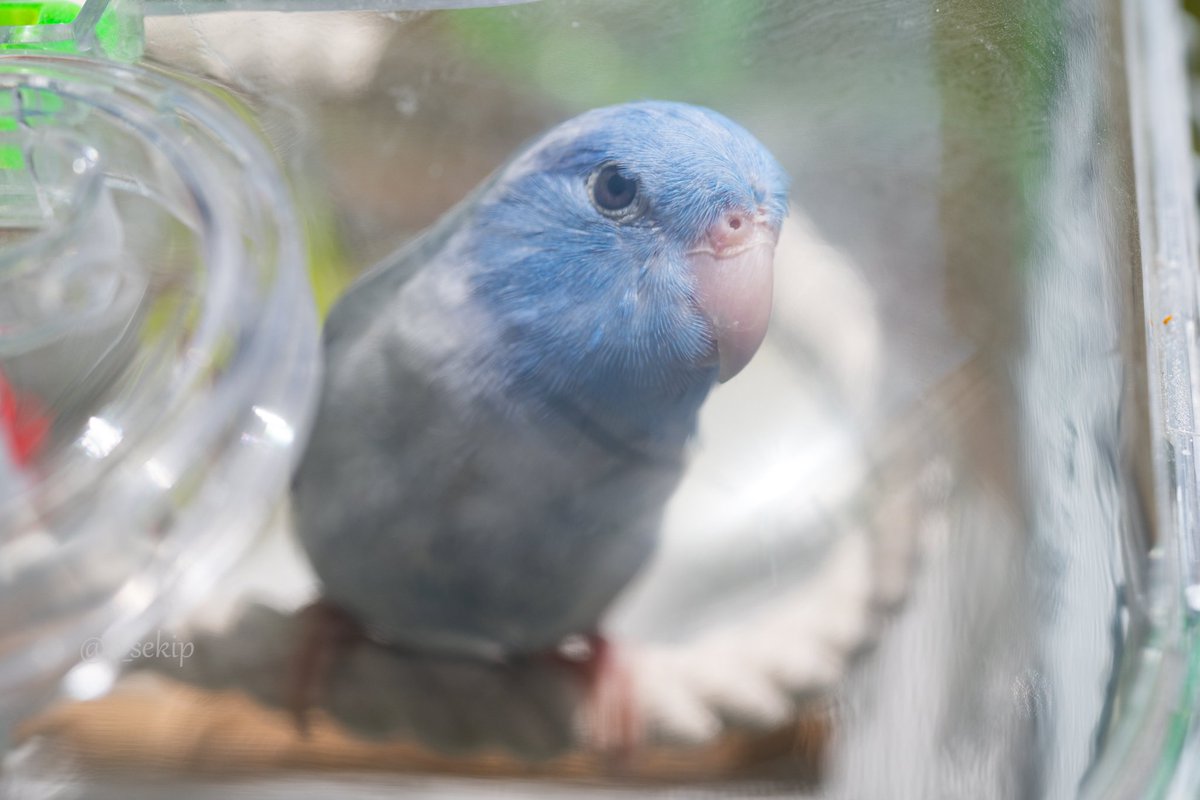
701;210;774;255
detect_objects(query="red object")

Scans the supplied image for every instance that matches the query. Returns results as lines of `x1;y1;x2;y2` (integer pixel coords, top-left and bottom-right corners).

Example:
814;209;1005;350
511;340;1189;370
0;369;49;467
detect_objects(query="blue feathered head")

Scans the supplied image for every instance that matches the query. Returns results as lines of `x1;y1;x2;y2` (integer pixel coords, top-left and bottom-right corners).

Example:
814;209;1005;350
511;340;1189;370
466;101;790;446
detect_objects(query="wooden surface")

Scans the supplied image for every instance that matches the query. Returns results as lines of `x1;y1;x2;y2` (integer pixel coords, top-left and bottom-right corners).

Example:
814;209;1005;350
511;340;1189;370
16;679;828;786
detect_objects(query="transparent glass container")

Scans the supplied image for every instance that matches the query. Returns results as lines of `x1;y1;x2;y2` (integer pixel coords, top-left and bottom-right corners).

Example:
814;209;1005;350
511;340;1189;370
0;54;319;746
2;0;1199;798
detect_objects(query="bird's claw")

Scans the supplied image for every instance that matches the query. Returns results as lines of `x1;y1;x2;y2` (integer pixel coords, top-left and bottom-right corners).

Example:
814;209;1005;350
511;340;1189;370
287;600;365;736
552;633;643;761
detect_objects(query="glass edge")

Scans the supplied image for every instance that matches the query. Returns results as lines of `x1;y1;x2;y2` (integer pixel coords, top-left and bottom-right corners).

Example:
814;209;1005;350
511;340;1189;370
1085;0;1200;797
140;0;533;15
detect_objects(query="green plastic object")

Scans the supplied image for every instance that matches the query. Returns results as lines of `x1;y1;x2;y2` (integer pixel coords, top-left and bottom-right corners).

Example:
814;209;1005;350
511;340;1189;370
0;0;142;61
0;86;61;180
0;0;141;221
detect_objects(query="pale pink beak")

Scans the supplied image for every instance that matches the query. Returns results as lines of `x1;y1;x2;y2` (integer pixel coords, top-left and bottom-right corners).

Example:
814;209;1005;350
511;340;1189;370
687;208;779;382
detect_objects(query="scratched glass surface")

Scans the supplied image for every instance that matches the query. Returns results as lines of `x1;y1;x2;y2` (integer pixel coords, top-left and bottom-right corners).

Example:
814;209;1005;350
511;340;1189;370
3;0;1199;798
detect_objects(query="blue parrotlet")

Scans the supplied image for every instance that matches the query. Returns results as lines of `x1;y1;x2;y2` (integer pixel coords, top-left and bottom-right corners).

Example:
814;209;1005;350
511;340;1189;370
292;101;789;664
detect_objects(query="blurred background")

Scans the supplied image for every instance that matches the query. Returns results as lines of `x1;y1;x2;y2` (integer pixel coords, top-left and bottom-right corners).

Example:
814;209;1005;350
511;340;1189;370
2;0;1200;797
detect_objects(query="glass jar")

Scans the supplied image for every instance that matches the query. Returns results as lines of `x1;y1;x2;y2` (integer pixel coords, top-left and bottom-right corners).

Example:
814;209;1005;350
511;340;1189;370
0;54;319;744
3;0;1200;797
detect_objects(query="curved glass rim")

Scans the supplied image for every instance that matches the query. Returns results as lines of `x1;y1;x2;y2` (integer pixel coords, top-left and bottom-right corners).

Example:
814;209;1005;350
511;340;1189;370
0;54;320;709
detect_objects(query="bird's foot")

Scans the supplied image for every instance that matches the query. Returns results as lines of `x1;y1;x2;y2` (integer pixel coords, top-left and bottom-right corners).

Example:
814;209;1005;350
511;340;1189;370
287;599;365;736
553;633;641;759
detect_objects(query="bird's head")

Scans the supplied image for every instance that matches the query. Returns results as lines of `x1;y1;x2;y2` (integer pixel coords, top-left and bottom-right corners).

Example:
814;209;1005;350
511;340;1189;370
465;101;789;441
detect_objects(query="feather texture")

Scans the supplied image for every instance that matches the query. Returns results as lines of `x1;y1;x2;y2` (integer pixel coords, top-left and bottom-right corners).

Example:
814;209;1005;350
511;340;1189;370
292;101;789;657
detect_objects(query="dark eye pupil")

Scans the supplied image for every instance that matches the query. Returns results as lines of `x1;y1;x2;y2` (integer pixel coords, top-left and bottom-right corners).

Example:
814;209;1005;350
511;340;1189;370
593;165;638;212
606;173;628;198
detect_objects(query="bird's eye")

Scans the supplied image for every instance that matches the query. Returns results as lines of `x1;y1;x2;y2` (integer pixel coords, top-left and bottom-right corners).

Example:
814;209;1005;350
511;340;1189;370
589;163;641;220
